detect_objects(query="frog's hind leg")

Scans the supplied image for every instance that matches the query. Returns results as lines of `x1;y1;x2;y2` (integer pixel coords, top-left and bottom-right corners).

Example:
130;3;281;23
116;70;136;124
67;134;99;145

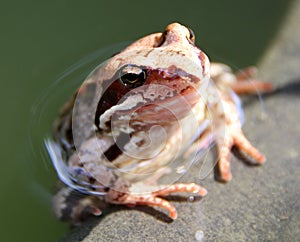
53;186;105;225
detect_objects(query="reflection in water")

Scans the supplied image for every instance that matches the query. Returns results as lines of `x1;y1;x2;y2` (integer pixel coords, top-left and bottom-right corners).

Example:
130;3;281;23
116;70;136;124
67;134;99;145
29;42;129;168
26;43;129;238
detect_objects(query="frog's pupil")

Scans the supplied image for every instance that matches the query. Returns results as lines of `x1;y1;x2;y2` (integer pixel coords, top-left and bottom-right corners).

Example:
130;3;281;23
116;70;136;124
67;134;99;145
124;73;140;83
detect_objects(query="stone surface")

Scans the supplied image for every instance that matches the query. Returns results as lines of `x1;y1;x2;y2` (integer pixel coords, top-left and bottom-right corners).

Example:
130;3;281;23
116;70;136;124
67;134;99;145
61;1;300;241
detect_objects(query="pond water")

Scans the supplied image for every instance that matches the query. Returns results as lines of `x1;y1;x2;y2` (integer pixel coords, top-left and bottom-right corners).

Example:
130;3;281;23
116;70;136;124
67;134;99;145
0;0;291;241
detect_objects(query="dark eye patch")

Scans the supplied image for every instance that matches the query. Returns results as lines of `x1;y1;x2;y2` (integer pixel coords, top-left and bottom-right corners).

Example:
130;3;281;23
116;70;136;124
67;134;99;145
94;65;148;130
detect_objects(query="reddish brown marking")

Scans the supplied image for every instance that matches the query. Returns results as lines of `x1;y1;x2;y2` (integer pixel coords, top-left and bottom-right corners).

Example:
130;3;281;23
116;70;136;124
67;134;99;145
146;66;200;84
199;51;207;75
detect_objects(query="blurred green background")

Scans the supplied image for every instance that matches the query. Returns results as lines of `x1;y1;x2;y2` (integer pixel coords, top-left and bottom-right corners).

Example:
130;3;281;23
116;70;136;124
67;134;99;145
0;0;291;241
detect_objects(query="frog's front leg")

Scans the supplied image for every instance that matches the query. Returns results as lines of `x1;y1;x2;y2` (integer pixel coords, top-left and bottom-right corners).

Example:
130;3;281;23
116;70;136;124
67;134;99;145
107;183;207;219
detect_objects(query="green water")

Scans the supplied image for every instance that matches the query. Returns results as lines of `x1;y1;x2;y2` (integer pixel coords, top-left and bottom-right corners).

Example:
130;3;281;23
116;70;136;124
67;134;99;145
0;0;291;241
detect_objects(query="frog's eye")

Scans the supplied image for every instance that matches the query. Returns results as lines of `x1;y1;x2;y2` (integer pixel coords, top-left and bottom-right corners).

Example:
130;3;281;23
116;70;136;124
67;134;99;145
119;64;147;88
187;27;195;43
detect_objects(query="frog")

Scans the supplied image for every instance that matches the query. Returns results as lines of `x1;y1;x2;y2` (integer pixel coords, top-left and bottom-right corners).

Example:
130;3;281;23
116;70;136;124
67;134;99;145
45;23;272;224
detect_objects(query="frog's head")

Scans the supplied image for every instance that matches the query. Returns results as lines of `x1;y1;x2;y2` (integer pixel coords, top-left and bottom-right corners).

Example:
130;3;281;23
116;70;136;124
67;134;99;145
69;23;212;179
87;23;211;132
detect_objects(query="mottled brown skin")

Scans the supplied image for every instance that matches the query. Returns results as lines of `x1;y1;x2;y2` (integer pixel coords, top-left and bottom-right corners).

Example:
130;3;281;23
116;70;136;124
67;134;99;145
48;23;272;223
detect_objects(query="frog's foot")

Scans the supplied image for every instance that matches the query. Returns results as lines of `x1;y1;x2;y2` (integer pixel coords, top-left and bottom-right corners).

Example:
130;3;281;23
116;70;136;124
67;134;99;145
111;183;207;219
210;63;273;94
231;66;273;94
216;128;266;182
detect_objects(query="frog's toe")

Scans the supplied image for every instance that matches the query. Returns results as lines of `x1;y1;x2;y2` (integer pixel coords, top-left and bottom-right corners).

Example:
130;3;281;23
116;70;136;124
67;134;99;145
152;183;207;197
233;133;266;164
217;157;233;182
115;194;178;219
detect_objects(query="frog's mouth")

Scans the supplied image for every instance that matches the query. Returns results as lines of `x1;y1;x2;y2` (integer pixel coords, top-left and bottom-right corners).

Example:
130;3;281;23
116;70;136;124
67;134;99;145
130;85;201;123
